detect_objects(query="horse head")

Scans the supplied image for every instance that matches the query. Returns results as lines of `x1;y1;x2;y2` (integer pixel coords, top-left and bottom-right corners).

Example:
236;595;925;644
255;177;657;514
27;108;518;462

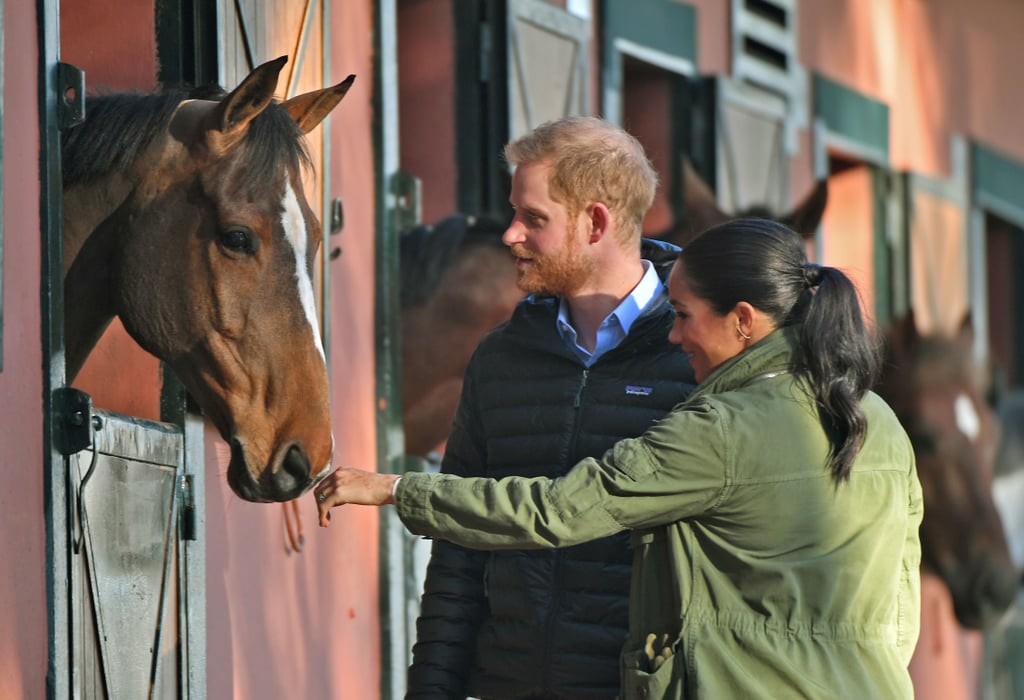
655;156;829;247
62;57;354;503
400;214;520;456
877;311;1018;628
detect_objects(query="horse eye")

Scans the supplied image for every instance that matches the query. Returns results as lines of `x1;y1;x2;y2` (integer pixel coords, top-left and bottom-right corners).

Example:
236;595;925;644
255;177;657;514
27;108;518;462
219;227;258;255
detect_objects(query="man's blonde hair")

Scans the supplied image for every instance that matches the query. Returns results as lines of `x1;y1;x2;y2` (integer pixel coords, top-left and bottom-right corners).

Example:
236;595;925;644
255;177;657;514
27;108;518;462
503;116;658;244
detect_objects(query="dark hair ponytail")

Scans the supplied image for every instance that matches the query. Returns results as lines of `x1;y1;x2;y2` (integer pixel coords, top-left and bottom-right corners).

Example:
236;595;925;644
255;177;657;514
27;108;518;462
797;265;881;480
679;218;880;481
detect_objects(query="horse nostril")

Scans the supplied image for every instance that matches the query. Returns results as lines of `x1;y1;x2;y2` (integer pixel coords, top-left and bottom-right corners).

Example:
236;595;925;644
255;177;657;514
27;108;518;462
227;438;263;501
282;444;311;482
230;438;246;468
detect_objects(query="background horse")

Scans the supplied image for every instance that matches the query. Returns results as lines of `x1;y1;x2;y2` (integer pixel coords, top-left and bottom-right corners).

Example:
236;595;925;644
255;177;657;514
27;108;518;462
400;214;520;458
990;392;1024;698
875;312;1019;698
62;56;353;503
399;170;830;458
651;156;829;248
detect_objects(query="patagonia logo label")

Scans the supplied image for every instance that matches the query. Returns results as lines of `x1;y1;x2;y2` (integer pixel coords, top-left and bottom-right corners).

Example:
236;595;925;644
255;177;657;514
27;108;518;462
625;385;653;396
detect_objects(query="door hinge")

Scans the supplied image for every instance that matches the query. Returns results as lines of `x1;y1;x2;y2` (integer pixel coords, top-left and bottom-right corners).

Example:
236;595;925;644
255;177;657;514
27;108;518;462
390;171;422;236
57;62;86;131
54;386;96;456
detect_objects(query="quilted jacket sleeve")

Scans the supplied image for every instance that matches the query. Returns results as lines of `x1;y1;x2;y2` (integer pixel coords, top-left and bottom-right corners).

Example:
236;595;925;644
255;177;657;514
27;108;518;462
406;372;489;699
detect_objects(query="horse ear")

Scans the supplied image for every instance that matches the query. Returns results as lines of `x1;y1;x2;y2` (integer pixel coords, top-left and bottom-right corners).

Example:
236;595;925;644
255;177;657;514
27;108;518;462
955;312;976;348
213;56;288;136
887;310;920;356
281;75;356;134
779;178;829;239
681;156;731;235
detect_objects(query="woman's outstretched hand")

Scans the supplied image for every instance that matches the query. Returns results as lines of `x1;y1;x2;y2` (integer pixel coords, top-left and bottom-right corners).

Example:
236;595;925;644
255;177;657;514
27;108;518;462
314;467;401;527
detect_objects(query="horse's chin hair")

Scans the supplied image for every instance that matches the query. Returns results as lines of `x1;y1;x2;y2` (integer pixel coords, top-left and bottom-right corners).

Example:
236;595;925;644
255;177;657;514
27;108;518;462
312;462;332;484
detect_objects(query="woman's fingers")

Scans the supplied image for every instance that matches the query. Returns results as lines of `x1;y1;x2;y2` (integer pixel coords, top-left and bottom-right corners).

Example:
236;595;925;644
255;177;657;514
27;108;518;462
313;468;400;527
315;482;334;527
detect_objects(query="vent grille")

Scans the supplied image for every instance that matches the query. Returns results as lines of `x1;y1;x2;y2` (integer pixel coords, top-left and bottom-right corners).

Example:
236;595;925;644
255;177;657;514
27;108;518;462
733;0;795;91
731;0;805;150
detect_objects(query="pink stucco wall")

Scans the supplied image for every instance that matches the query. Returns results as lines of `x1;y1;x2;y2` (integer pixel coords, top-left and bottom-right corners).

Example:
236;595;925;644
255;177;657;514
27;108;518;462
0;2;47;697
686;0;730;75
802;0;1024;176
203;0;383;696
399;0;458;225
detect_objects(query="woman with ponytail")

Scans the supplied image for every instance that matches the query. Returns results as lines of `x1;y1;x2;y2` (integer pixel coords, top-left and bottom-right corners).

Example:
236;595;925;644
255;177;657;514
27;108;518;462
316;218;921;700
672;217;880;483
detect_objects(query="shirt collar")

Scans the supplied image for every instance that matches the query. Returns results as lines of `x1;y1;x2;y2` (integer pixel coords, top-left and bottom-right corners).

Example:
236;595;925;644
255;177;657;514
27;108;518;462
556;259;664;360
610;259;662;335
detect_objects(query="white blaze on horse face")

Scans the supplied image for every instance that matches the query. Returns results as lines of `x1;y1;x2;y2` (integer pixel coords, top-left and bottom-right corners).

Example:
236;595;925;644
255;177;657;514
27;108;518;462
955;392;981;443
282;179;334;477
280;178;326;363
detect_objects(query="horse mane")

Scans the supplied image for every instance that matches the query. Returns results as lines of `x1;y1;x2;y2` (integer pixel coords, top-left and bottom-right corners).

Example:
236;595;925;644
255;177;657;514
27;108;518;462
62;92;187;185
400;213;507;308
62;88;311;189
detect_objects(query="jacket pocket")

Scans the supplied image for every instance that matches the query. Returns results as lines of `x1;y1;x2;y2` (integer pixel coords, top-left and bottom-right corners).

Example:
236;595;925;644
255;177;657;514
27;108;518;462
620;644;683;699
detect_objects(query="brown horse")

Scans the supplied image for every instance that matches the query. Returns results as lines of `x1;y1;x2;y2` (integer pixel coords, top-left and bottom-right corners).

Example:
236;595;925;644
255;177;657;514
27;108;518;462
400;214;521;458
62;56;354;503
399;171;829;457
652;156;829;248
876;312;1018;630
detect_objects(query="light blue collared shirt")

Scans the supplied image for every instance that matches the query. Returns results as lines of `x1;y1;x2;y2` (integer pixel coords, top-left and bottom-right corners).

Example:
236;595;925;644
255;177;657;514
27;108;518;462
556;259;665;366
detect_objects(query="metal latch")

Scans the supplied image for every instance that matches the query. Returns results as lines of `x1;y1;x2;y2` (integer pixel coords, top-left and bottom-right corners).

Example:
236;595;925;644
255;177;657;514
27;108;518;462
54;386;97;455
180;475;197;541
54;387;104;554
390;171;422;236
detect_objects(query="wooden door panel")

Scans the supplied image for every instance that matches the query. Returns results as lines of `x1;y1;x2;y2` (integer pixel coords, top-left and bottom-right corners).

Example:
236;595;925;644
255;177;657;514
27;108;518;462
910;192;967;334
70;411;182;698
907;174;968;336
715;82;788;215
820;164;877;321
507;0;588;141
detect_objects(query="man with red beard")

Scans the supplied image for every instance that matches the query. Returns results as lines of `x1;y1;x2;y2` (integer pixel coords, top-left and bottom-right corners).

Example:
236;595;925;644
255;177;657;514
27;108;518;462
406;116;696;700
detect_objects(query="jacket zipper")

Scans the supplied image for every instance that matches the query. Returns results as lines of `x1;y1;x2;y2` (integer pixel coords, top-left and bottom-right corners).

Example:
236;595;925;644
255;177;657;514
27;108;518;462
572;368;589;408
543;367;589;691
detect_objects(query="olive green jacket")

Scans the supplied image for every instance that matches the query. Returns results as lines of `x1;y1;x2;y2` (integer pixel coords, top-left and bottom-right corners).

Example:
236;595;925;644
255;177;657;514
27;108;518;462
396;327;922;699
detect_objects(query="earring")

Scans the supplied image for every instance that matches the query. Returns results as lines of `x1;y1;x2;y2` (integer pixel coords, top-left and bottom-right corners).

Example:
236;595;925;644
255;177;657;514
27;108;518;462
737;326;751;340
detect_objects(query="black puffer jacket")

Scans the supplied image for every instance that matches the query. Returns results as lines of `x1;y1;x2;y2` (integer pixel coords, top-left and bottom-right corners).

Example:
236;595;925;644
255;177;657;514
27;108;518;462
407;240;696;700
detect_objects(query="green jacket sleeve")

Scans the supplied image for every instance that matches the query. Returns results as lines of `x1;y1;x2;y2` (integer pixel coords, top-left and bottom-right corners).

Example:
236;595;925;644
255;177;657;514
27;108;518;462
898;448;923;665
395;400;729;549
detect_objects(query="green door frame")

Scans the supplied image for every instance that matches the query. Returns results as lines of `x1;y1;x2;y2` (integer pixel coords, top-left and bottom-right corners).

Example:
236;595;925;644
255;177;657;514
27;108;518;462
38;0;69;692
971;142;1024;381
600;0;696;125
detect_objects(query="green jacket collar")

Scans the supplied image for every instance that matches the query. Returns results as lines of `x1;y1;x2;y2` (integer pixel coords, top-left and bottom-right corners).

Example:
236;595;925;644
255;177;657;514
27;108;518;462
687;324;802;404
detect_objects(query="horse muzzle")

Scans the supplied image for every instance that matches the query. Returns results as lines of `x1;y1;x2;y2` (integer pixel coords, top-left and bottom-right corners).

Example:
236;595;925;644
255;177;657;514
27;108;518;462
227;438;322;503
947;552;1020;630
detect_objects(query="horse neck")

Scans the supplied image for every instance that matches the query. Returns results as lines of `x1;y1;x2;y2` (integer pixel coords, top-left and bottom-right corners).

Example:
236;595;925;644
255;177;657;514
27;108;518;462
62;173;135;276
62;174;134;380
